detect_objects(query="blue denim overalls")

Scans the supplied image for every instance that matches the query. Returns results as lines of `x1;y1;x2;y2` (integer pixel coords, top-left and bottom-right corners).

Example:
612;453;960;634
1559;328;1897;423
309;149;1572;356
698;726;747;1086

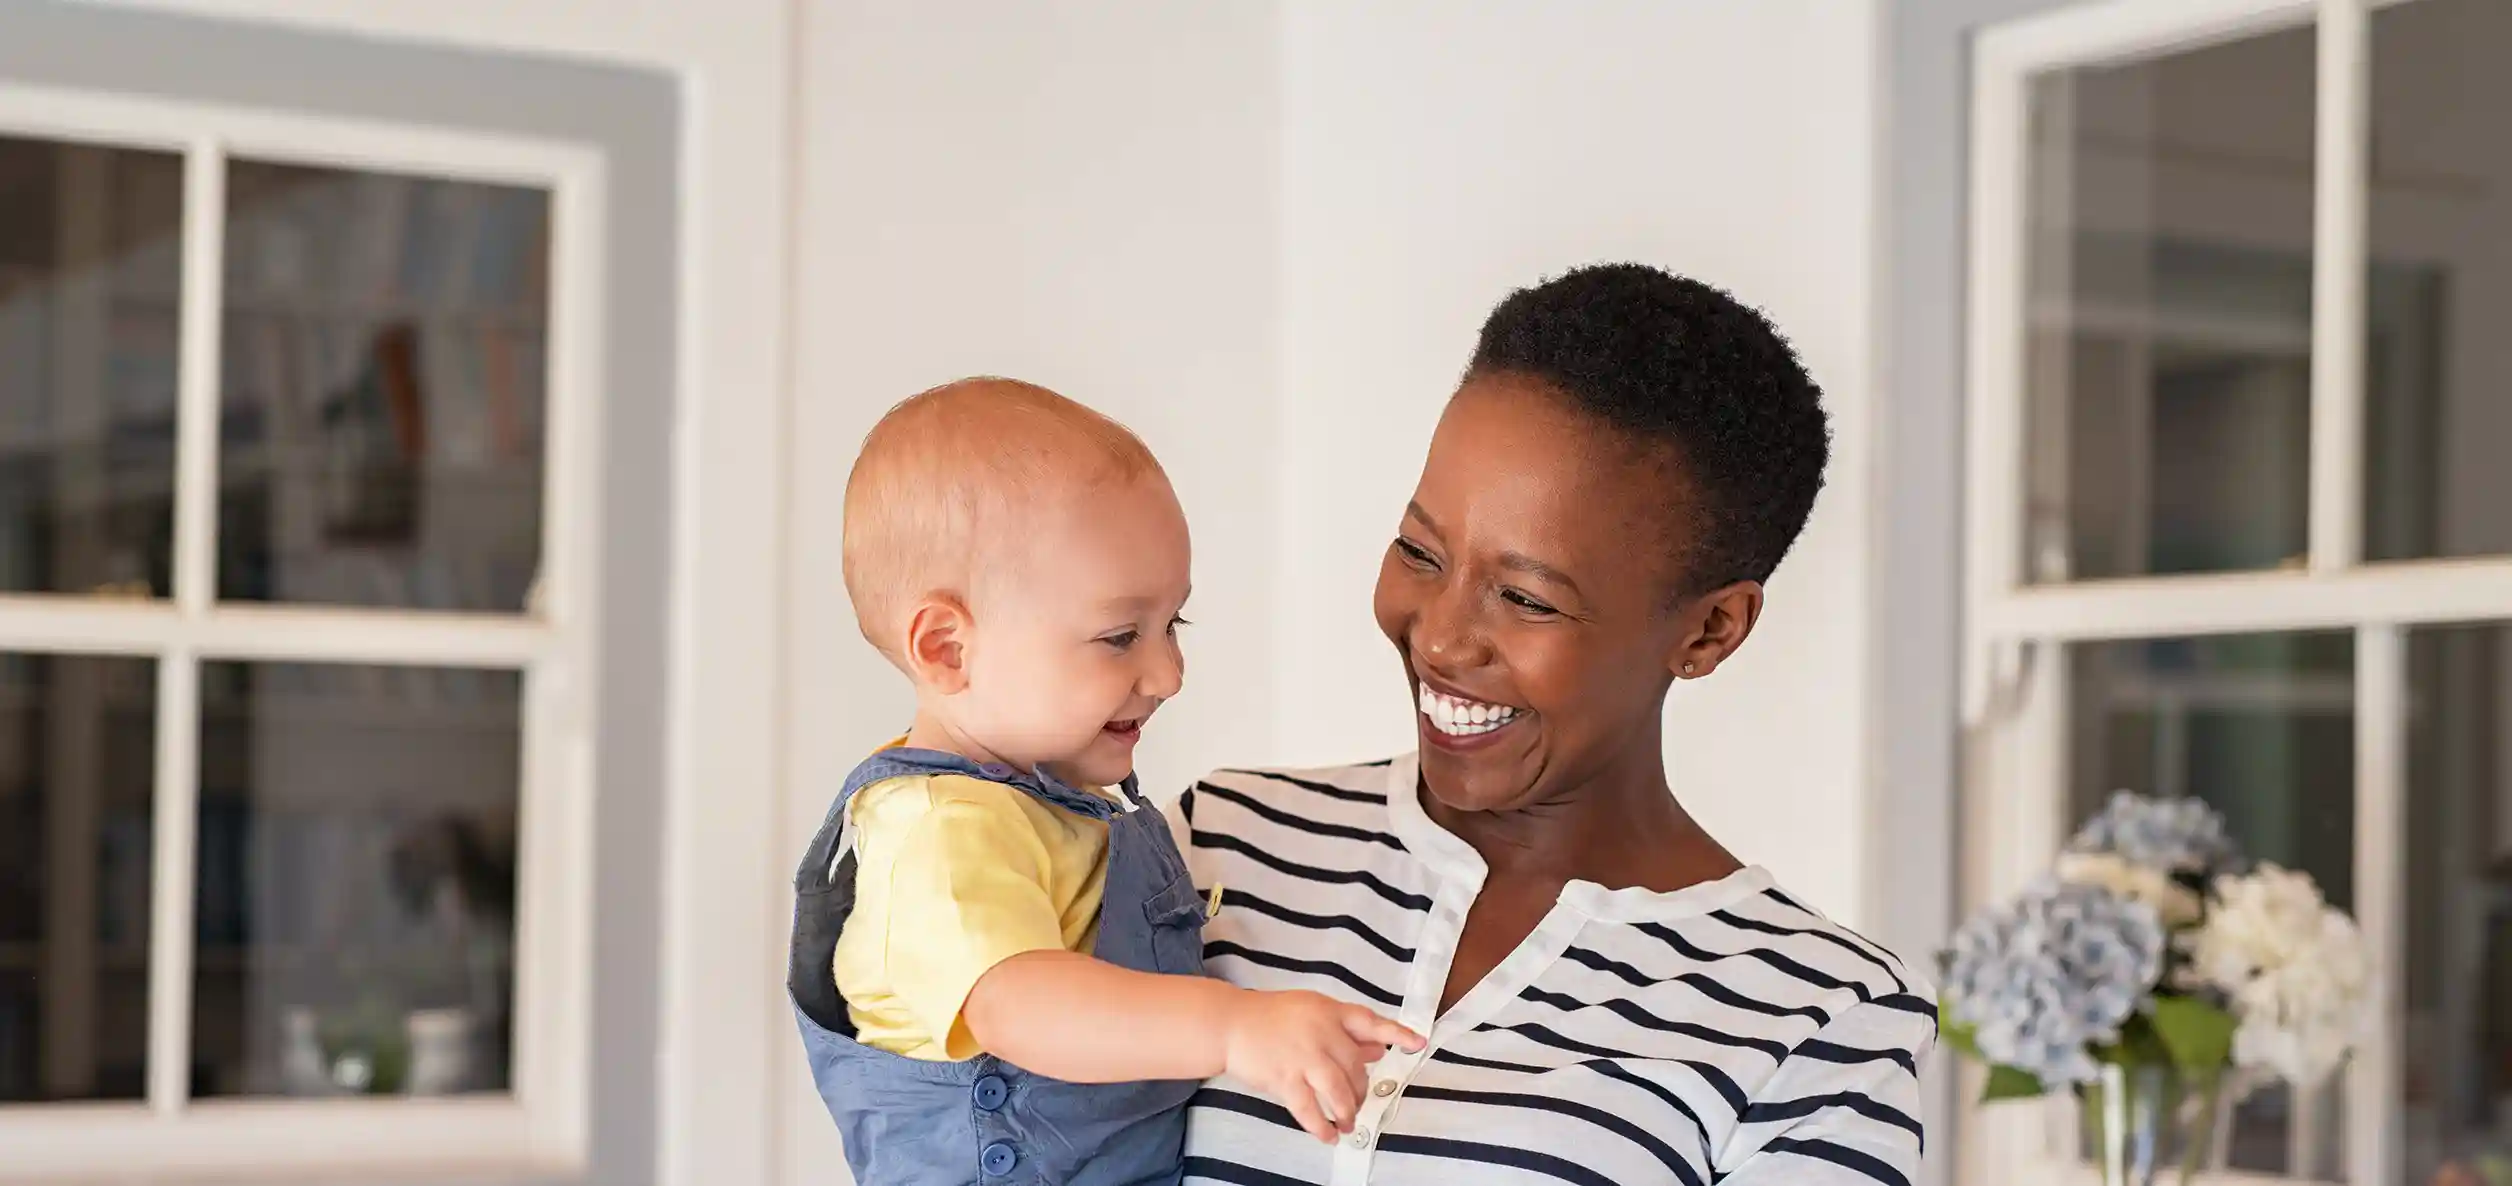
788;747;1206;1186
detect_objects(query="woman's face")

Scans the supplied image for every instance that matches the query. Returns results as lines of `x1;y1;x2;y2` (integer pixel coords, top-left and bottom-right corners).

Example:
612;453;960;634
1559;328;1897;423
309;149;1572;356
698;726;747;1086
1374;371;1752;814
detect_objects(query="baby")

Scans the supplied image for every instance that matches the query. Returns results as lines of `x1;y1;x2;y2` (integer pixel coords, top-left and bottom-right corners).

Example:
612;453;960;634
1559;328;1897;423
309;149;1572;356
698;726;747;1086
787;378;1419;1186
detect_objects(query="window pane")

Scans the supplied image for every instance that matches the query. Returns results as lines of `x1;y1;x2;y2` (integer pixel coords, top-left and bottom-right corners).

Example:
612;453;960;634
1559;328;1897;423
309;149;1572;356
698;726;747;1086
191;661;520;1098
2066;632;2354;1175
0;136;185;598
2405;624;2512;1182
2364;0;2512;563
2021;25;2317;583
0;653;157;1102
218;162;549;612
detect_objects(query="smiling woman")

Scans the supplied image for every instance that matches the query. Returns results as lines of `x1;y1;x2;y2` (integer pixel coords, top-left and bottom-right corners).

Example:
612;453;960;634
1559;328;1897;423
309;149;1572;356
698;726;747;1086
1171;264;1937;1186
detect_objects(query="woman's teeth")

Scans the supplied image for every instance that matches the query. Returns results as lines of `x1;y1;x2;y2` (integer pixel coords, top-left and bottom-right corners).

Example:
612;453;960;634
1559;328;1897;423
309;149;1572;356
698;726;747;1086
1418;686;1520;736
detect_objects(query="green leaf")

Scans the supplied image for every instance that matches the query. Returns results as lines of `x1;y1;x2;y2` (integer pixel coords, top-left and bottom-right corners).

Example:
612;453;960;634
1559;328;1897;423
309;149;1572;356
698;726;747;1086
2092;1014;2175;1071
1981;1063;2048;1102
2148;995;2238;1075
1938;1002;1984;1061
1940;1000;2049;1102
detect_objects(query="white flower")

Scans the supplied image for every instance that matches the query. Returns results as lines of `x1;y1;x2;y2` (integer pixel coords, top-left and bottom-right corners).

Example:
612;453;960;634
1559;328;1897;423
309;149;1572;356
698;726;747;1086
2057;851;2204;927
2181;864;2369;1087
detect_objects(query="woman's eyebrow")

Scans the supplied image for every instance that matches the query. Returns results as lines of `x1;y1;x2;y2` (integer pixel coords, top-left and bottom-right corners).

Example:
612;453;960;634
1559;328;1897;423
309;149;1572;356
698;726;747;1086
1497;551;1582;596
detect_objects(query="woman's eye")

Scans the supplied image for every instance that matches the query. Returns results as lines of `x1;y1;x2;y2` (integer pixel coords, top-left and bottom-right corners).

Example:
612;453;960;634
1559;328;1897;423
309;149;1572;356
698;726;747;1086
1500;588;1558;615
1100;630;1141;651
1393;538;1439;569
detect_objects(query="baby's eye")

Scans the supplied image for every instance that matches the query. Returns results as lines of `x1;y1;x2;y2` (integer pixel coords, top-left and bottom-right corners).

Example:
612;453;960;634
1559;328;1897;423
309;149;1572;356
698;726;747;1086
1166;616;1193;636
1100;629;1142;651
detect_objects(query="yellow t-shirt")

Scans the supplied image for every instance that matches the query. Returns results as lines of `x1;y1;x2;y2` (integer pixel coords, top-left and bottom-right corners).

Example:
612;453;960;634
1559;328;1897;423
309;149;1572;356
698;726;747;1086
833;770;1116;1061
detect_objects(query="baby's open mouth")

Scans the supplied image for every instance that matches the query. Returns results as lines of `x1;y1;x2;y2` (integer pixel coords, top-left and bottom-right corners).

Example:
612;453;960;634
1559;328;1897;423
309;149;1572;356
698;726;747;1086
1103;718;1144;737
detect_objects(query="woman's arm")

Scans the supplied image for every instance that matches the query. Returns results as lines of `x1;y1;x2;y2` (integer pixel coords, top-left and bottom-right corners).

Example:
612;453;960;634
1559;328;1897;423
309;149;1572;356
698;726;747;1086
1716;998;1939;1185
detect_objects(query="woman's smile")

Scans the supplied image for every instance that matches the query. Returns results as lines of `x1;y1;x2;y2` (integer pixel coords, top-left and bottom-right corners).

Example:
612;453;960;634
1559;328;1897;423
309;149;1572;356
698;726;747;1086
1413;676;1528;748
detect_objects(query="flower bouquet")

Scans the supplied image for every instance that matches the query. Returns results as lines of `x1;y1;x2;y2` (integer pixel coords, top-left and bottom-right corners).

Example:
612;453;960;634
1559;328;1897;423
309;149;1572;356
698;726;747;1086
1939;792;2372;1186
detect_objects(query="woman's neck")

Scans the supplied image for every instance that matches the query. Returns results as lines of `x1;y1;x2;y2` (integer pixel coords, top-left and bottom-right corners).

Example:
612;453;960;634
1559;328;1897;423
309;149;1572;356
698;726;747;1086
1425;747;1742;895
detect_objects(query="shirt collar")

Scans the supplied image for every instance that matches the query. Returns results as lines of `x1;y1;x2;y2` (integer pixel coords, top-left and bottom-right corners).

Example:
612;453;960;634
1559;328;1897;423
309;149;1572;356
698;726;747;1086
1381;750;1777;923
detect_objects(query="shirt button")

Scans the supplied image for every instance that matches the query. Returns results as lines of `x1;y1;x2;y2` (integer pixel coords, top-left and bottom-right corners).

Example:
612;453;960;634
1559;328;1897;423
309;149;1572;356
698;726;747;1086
1371;1079;1397;1098
981;1141;1018;1175
1347;1127;1373;1149
972;1074;1009;1111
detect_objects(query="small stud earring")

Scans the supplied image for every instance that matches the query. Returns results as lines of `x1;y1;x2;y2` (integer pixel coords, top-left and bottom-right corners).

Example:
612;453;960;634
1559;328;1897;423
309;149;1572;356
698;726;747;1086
1682;662;1697;676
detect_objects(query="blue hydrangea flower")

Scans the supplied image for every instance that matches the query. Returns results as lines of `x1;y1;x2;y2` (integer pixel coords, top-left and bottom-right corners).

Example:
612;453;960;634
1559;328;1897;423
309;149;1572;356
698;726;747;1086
2069;790;2241;875
1943;878;2165;1087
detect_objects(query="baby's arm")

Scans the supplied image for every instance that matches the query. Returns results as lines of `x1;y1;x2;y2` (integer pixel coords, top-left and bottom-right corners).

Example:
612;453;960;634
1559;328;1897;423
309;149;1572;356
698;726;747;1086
872;789;1417;1140
963;951;1417;1140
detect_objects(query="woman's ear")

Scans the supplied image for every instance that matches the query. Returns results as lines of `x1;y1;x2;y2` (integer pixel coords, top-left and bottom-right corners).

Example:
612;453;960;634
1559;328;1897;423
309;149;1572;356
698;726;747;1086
904;594;975;693
1670;580;1763;680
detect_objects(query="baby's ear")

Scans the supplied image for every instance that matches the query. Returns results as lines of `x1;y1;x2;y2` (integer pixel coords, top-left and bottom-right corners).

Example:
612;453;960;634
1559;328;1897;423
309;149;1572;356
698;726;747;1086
903;594;974;693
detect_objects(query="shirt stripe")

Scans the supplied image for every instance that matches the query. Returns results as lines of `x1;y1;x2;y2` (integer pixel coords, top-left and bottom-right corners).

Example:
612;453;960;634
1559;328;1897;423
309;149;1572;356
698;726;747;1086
1168;759;1937;1186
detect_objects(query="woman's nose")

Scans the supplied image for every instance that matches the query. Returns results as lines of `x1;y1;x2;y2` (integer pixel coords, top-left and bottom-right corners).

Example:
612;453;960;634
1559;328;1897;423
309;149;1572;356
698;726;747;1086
1411;587;1487;669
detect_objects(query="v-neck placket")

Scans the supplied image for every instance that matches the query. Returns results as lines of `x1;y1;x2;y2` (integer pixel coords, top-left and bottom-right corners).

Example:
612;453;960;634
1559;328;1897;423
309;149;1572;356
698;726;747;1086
1329;755;1581;1185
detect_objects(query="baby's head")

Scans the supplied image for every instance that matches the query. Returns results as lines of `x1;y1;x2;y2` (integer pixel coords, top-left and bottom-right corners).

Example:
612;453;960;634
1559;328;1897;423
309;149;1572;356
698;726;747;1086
844;378;1189;786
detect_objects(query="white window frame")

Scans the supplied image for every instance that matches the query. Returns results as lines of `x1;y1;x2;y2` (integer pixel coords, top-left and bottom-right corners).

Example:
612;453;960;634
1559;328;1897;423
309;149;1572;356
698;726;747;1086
1960;0;2512;1183
0;81;603;1182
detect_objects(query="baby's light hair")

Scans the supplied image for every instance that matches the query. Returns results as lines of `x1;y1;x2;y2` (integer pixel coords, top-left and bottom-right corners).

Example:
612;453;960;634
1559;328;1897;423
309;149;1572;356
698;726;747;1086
842;377;1163;662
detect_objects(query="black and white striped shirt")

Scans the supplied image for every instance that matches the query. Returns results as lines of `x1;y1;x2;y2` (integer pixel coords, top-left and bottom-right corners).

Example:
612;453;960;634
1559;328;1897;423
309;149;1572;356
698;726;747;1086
1164;757;1937;1186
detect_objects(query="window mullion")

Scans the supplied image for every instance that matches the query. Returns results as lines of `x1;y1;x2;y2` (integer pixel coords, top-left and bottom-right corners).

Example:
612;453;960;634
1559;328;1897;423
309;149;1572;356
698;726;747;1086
143;650;198;1115
171;136;223;616
144;134;224;1116
2345;623;2406;1185
2307;0;2371;572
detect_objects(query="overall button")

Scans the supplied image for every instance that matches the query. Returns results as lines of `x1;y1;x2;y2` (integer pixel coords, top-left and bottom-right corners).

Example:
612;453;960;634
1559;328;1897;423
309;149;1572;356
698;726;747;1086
981;1142;1019;1176
1346;1127;1373;1149
972;1074;1009;1111
1371;1079;1397;1098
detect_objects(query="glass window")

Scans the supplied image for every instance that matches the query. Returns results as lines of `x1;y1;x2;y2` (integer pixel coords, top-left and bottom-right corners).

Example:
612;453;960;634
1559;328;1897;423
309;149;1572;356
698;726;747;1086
2064;631;2355;1176
2021;26;2318;583
2363;0;2512;564
218;161;549;612
0;136;185;598
0;653;158;1102
190;661;520;1099
2404;624;2512;1183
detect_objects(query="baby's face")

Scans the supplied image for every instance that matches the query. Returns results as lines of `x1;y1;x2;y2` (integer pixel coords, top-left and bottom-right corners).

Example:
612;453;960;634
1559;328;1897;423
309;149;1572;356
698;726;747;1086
955;473;1192;787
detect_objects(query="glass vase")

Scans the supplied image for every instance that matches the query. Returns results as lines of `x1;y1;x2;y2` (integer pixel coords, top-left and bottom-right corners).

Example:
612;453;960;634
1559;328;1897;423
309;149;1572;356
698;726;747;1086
2084;1063;2234;1186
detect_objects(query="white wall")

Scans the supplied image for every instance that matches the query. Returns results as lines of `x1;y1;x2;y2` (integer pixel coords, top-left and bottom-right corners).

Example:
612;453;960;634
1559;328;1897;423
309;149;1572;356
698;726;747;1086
1274;0;1884;924
779;3;1283;1179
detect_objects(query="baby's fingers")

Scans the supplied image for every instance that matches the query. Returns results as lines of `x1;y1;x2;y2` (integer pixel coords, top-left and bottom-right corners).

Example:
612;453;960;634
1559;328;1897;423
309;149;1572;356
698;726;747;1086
1308;1063;1360;1139
1280;1081;1339;1144
1343;1009;1427;1054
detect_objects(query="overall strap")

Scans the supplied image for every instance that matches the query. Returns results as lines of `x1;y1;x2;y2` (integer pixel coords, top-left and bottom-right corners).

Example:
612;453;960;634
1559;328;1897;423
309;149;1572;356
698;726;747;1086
798;745;1141;888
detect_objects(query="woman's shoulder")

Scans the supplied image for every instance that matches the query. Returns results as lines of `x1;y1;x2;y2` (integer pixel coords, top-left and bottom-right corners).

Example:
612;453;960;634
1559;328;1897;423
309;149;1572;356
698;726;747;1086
1171;758;1402;821
1679;876;1939;1054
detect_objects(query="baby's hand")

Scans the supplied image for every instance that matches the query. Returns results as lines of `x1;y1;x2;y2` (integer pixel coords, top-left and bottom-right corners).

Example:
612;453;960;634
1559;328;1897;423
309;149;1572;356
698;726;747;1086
1220;989;1425;1143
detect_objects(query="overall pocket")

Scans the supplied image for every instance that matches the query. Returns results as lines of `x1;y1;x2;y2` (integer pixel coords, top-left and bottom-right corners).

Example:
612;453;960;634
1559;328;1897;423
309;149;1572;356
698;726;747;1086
1140;874;1208;977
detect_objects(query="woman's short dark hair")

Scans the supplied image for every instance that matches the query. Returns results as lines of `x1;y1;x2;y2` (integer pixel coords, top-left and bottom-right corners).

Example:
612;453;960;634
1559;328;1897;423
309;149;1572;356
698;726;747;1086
1468;263;1830;593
